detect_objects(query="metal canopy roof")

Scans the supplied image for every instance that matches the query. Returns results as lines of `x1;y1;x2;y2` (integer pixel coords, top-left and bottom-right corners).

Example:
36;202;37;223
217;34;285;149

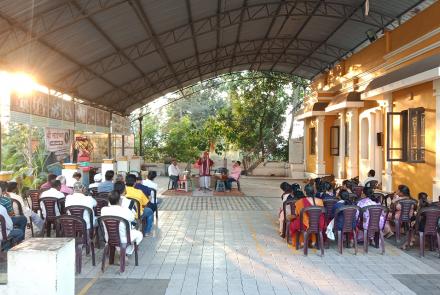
0;0;433;114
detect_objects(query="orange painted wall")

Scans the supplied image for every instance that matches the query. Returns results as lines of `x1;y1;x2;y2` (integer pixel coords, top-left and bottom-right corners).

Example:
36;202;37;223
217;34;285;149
391;82;435;198
390;1;440;51
306;118;316;173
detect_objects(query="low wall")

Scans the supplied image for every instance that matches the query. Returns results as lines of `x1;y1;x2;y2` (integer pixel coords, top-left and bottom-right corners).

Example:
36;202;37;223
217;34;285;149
251;161;288;177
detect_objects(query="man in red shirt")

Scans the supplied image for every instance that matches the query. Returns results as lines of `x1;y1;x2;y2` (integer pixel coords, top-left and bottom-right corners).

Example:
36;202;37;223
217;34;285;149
197;151;214;190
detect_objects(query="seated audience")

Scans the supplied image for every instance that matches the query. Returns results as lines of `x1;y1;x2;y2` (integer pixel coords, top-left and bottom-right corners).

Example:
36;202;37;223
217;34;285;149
168;159;180;190
279;182;294;235
143;171;158;190
101;191;143;255
402;192;431;249
384;184;412;238
88;173;102;190
114;181;136;214
318;182;334;199
98;170;115;193
291;183;301;193
333;190;356;232
40;180;65;218
115;173;125;183
65;182;97;230
362;169;377;187
135;175;157;213
225;161;242;192
40;173;57;190
290;184;324;247
0;199;24;245
56;175;73;195
7;182;44;232
125;174;154;237
142;171;161;205
338;180;353;194
72;172;82;184
356;187;384;242
0;183;27;237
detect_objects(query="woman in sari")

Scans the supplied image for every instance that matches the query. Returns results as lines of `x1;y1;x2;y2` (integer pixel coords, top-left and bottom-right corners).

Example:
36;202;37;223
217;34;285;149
290;184;324;247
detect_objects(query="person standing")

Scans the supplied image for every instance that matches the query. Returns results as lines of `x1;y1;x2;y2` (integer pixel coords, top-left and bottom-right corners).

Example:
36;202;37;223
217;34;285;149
168;159;180;190
197;151;214;190
225;161;241;192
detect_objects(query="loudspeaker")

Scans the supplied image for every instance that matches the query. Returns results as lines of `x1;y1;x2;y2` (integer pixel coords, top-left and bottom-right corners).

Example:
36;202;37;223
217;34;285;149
377;132;383;146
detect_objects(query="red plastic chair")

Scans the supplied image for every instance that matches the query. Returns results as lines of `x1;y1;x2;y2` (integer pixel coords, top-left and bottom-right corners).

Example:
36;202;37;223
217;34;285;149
282;199;296;243
94;198;108;217
393;199;417;243
0;215;16;251
413;207;440;257
334;205;360;255
296;206;325;256
361;205;388;254
66;205;99;250
26;189;41;216
352;186;364;199
55;215;95;274
98;215;139;273
40;197;62;237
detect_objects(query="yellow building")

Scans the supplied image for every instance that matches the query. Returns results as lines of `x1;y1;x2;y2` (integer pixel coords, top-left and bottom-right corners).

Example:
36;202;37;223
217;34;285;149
298;1;440;201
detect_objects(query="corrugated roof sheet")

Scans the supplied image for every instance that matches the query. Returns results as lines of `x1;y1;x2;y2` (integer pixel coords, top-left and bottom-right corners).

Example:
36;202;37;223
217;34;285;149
0;0;434;114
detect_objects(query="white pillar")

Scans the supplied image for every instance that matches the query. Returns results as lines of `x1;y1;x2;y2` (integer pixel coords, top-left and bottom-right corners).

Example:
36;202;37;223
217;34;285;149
368;112;376;174
338;111;346;179
303;119;308;173
7;238;75;295
432;80;440;201
347;108;359;179
382;93;393;192
316;116;326;175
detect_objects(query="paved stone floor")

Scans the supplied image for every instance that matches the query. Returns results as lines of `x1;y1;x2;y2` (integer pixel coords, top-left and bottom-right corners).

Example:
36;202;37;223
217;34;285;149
2;176;440;294
72;177;440;295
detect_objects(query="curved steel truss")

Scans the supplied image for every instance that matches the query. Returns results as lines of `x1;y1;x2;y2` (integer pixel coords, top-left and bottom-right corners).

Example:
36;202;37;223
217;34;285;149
0;0;432;114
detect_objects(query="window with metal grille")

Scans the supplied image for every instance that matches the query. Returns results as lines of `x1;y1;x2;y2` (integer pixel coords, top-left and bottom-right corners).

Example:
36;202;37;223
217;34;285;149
386;108;424;162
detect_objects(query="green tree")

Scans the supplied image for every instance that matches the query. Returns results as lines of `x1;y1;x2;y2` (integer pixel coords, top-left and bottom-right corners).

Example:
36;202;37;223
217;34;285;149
222;72;306;160
161;115;204;163
133;113;162;162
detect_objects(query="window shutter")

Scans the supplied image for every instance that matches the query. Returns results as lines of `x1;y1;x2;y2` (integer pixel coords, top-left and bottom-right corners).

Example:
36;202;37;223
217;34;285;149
408;107;425;162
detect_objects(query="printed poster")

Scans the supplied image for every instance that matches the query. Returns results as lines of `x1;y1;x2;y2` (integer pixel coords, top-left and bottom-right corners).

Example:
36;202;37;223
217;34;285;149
45;128;71;161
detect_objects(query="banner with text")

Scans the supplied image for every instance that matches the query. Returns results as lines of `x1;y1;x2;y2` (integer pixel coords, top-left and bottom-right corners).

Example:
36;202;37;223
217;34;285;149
45;128;72;161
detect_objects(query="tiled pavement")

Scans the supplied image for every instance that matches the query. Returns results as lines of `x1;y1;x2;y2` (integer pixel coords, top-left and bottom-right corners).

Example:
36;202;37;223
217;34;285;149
74;177;440;295
3;177;440;294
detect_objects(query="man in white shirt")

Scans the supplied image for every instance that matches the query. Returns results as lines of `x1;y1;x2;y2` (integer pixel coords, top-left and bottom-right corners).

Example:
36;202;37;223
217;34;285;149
362;169;378;187
142;171;162;205
40;180;65;218
168;159;180;190
88;173;102;190
0;202;24;244
101;191;143;255
65;182;97;229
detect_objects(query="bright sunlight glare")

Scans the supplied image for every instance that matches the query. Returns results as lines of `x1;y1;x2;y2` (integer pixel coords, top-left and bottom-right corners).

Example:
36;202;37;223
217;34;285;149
0;71;37;95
